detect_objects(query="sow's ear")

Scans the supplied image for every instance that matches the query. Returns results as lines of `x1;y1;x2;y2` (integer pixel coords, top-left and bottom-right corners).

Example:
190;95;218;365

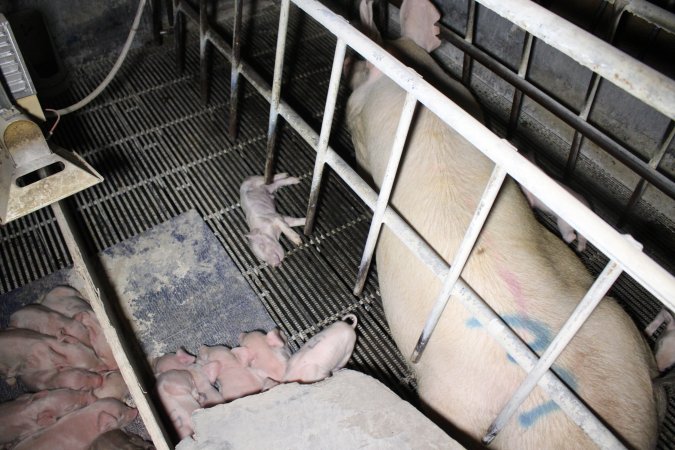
400;0;442;52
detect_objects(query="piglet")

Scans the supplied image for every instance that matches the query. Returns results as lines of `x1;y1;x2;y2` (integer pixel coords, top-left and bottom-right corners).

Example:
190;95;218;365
0;389;96;447
94;371;131;404
283;314;358;383
156;369;201;440
13;398;137;450
21;367;102;392
197;345;266;401
89;429;155;450
240;173;306;267
153;348;196;374
9;303;92;346
233;328;291;383
0;328;105;384
39;285;118;370
645;309;675;372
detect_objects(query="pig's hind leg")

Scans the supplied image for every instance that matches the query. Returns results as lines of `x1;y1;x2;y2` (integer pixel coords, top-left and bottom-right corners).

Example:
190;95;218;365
646;309;674;336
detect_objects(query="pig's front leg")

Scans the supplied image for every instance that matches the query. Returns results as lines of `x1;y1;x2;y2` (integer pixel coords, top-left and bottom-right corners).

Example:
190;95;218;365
277;217;306;246
265;173;300;194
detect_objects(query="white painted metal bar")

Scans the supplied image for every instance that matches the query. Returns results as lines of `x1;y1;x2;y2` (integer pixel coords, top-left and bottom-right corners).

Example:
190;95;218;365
411;163;508;363
263;0;291;183
304;38;347;234
291;0;675;312
475;0;675;119
353;90;417;296
51;201;171;450
174;1;664;446
483;248;632;444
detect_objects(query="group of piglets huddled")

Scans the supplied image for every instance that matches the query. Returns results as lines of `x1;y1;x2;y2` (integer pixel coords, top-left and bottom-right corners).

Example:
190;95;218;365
155;313;358;440
0;286;145;449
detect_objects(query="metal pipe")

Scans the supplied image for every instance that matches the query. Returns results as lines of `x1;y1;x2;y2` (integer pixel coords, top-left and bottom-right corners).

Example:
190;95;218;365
304;38;347;235
51;201;171;450
437;25;675;201
411;163;508;363
475;0;675;119
264;0;291;184
229;0;243;139
564;72;602;178
353;91;418;296
483;249;631;444
174;1;187;73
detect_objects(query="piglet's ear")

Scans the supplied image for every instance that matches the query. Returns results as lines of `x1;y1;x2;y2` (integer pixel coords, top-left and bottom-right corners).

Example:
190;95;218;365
176;348;196;364
231;347;253;366
97;411;119;433
266;328;287;348
400;0;442;52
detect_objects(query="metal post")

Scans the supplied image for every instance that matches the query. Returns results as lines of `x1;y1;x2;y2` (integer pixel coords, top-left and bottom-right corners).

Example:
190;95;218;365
353;91;418;296
199;0;213;105
483;241;635;444
563;73;602;178
304;38;347;235
506;32;534;139
174;2;186;74
264;0;291;183
228;0;243;139
462;0;477;86
619;121;675;227
411;163;508;362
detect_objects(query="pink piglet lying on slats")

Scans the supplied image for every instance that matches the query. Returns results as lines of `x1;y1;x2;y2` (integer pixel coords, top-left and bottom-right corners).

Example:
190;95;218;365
240;173;306;267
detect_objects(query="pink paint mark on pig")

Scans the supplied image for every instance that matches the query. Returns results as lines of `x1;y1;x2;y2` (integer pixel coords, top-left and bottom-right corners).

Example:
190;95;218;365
240;173;306;267
283;314;358;383
498;267;527;314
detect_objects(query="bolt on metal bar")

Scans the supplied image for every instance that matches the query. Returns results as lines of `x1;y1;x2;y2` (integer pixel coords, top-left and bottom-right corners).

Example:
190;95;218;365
506;32;534;139
461;0;477;86
51;201;171;450
228;0;243;139
353;90;418;296
619;121;675;227
483;243;634;445
304;38;347;235
411;163;508;363
264;0;291;184
199;0;213;104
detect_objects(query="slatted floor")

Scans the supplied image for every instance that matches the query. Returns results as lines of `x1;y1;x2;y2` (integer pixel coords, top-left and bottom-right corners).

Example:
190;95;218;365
0;2;674;448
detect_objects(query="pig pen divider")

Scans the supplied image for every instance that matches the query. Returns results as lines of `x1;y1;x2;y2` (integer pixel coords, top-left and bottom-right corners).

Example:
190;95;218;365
172;0;675;448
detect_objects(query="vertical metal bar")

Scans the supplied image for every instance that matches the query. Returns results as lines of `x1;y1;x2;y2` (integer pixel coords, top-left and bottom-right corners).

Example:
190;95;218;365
462;0;477;86
264;0;291;183
166;0;174;27
564;72;602;178
151;0;163;45
51;201;172;450
228;0;243;139
483;239;638;444
506;32;534;139
619;121;675;227
353;91;418;296
411;163;508;363
199;0;213;105
304;38;348;235
174;2;186;74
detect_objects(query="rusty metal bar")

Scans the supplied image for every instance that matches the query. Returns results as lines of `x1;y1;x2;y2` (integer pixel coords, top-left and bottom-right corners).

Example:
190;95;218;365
228;0;243;139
